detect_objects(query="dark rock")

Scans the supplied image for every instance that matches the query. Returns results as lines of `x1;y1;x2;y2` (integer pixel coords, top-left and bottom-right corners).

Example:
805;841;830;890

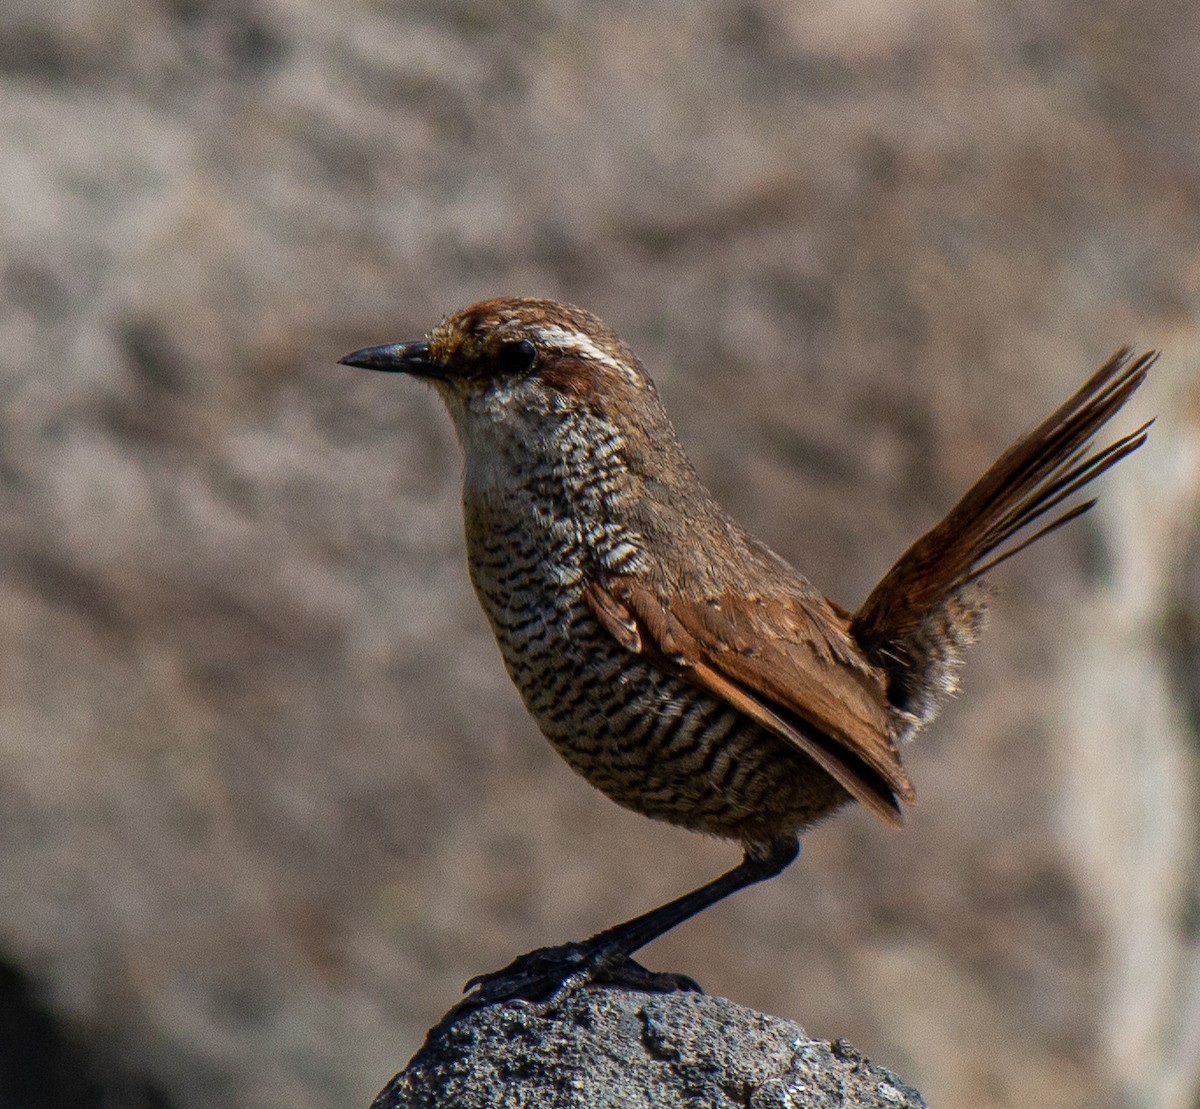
375;986;925;1109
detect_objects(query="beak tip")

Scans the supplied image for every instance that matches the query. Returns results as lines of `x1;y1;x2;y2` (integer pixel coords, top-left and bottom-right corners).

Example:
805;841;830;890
338;342;430;373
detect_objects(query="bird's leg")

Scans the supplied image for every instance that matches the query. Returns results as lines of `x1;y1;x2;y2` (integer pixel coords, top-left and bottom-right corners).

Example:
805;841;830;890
456;836;800;1013
576;836;800;969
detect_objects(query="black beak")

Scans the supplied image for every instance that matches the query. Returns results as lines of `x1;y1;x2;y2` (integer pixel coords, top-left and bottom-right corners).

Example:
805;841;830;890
338;341;443;376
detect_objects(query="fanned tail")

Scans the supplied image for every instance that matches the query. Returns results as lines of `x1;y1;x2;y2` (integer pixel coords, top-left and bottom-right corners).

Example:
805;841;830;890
850;348;1155;739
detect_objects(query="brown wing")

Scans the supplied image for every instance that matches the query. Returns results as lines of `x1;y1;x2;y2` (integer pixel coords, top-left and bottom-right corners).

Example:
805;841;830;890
585;576;913;827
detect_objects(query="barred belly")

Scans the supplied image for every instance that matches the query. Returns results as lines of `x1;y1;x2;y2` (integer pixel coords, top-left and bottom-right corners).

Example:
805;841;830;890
467;512;849;843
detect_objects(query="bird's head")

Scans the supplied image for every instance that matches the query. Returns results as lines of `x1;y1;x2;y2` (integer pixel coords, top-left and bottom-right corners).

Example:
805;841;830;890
340;297;661;437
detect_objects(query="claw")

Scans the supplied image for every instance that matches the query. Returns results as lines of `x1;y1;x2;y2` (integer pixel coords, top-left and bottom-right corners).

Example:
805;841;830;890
450;940;705;1028
462;972;483;993
461;942;587;999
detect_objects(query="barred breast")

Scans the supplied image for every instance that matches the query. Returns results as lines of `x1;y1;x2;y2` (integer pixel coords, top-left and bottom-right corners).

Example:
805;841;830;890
462;476;849;846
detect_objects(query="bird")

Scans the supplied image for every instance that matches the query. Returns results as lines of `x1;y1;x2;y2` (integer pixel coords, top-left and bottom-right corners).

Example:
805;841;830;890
340;297;1154;1006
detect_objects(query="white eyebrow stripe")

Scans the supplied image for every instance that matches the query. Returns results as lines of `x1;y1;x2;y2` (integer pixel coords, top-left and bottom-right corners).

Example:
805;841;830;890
531;325;638;382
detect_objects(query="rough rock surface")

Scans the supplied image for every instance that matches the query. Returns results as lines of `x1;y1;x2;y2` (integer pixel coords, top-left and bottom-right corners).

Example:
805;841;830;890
376;986;926;1109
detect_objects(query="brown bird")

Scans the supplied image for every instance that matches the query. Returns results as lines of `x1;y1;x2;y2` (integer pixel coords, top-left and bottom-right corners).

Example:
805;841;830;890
340;298;1153;1005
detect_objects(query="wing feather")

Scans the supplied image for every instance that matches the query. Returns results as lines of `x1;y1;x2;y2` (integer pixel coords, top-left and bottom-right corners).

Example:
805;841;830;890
585;577;912;827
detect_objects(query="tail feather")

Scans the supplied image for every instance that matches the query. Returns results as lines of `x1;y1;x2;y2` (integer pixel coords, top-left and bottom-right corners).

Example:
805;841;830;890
964;419;1150;584
850;347;1155;737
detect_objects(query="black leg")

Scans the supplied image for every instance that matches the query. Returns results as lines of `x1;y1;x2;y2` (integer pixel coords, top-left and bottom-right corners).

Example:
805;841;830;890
582;835;799;958
454;836;800;1015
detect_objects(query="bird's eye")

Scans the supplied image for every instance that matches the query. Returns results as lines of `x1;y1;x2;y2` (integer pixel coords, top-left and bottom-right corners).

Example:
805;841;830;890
496;338;537;375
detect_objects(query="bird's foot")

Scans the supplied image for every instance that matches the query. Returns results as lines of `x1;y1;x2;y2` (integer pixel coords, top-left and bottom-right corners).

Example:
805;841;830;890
448;940;702;1022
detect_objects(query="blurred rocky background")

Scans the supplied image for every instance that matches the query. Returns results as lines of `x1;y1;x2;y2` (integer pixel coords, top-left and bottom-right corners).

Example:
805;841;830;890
1;0;1198;1106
